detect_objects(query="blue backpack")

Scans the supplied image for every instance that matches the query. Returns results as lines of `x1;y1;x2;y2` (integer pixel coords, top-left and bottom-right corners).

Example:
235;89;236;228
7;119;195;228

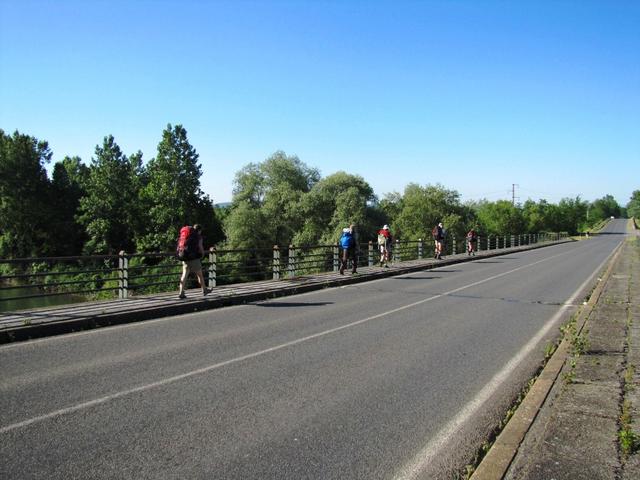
340;230;354;249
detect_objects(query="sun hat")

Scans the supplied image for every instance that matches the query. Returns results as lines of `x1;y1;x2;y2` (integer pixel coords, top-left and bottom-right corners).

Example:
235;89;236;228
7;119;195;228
383;225;389;230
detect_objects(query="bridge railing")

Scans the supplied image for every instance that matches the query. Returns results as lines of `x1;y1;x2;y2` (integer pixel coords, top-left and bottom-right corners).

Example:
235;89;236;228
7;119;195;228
0;232;566;311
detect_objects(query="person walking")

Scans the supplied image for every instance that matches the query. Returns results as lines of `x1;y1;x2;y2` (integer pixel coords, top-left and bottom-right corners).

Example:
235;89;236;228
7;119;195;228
339;224;358;275
432;222;445;259
377;224;392;267
177;224;210;298
466;227;478;256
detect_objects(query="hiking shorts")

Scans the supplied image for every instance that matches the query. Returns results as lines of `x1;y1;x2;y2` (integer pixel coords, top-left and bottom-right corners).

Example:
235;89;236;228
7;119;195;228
183;258;202;273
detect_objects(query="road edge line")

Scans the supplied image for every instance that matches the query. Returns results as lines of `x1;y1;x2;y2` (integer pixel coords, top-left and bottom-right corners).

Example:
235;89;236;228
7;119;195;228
469;238;625;480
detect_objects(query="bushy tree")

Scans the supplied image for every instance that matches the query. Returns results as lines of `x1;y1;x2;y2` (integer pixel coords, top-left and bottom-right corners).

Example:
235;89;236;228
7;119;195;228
226;151;320;249
627;190;640;219
294;171;376;246
521;199;549;233
139;124;222;251
0;130;53;258
474;200;525;235
393;183;464;240
589;195;622;223
77;136;141;254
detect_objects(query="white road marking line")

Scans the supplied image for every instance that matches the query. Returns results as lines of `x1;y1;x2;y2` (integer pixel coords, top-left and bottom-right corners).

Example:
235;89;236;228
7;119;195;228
0;249;581;435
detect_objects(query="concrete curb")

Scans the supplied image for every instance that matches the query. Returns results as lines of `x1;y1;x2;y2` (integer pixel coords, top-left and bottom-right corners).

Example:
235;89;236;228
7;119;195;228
469;238;625;479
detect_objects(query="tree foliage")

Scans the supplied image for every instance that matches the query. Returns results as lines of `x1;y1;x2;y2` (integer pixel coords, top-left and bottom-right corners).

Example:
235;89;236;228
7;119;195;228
0;127;633;262
627;190;640;220
391;183;465;240
49;156;89;255
294;171;376;246
226;151;320;249
139;124;222;252
0;130;53;258
76;136;142;254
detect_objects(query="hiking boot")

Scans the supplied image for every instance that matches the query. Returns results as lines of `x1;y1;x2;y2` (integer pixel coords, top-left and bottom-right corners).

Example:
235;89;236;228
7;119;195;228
178;292;186;299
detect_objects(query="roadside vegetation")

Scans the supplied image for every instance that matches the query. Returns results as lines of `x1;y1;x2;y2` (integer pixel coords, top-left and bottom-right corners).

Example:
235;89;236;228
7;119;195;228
1;126;634;262
2;126;635;302
620;237;640;457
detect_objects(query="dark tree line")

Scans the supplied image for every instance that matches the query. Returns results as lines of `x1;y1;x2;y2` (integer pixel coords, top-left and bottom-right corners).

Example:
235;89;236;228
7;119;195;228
0;126;223;259
0;126;631;260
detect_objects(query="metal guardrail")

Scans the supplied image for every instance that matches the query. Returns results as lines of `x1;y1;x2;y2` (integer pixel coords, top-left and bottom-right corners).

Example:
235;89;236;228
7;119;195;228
0;233;564;311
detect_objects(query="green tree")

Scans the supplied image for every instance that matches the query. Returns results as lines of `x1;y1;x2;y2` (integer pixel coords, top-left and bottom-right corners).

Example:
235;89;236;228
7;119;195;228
589;194;622;223
474;200;525;235
627;190;640;219
49;156;90;255
393;183;464;241
0;130;53;258
139;124;222;251
521;199;550;233
556;197;588;234
294;171;376;246
226;151;320;249
77;136;141;254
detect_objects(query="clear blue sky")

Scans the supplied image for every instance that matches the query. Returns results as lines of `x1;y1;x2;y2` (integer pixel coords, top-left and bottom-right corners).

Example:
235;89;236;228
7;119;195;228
1;0;638;206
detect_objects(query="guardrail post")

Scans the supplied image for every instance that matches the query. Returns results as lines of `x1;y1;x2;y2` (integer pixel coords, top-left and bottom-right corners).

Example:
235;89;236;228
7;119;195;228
333;243;339;272
395;239;401;263
272;245;280;280
511;234;515;248
288;245;296;278
207;246;217;287
118;250;129;299
452;235;456;255
418;238;423;259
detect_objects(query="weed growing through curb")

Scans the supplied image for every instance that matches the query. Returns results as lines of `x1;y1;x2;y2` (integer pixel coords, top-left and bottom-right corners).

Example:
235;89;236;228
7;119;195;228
459;375;540;478
560;313;590;384
619;399;640;456
624;364;635;393
543;342;557;361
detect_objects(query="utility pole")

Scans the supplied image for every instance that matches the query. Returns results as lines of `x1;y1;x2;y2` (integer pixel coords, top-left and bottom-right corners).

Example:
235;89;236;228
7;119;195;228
512;184;519;206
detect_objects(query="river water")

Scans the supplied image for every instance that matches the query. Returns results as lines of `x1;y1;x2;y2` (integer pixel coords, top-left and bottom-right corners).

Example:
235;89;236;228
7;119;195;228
0;287;86;313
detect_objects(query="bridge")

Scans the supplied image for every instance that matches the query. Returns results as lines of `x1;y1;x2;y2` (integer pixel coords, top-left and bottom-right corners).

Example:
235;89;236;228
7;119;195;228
0;220;630;479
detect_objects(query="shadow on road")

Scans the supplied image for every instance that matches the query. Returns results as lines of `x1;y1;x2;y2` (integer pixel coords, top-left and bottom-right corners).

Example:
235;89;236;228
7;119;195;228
252;301;334;308
392;276;441;280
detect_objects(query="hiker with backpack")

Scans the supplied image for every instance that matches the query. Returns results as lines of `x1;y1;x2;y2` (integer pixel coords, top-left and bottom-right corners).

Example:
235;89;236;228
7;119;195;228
339;224;358;275
466;227;478;256
177;224;210;299
432;222;445;259
377;224;392;267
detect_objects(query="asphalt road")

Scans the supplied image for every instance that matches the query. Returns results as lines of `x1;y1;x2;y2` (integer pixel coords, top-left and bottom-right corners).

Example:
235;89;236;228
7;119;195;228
0;220;627;479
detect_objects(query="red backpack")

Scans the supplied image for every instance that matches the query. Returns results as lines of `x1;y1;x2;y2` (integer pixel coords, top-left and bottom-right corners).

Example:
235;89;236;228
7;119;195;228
176;226;200;260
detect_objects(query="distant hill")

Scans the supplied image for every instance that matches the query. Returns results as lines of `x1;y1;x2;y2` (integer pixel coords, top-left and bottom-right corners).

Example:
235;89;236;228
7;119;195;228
214;202;232;209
